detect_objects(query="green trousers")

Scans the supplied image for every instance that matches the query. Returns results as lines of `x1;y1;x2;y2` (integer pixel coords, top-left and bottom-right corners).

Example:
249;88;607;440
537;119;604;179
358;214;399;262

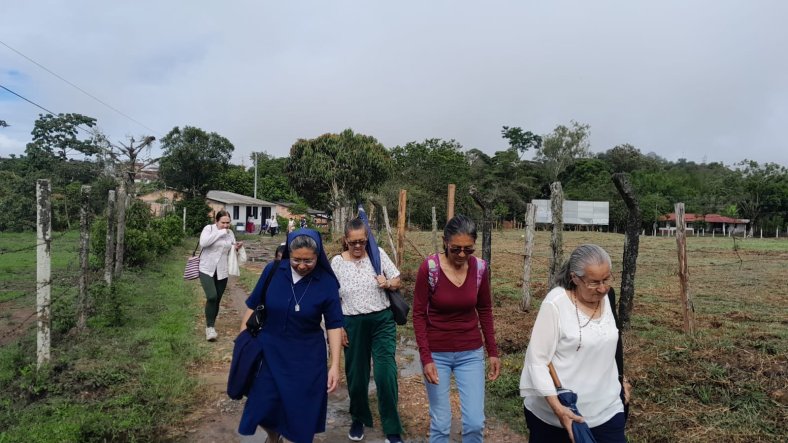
344;308;403;435
199;272;227;327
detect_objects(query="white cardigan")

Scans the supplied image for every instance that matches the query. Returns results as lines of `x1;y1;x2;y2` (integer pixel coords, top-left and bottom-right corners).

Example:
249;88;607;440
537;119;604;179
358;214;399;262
519;287;623;428
198;224;234;280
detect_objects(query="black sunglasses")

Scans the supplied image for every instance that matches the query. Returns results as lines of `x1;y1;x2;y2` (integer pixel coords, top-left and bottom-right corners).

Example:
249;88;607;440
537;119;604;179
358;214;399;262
448;246;475;255
346;239;367;247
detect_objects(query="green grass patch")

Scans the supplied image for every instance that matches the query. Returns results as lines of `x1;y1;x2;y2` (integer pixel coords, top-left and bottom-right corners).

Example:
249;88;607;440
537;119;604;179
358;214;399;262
0;242;202;443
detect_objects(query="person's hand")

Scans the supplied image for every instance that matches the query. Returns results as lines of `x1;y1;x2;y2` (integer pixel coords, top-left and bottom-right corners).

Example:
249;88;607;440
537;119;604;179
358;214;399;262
327;365;340;393
556;405;584;443
623;377;632;405
487;356;501;381
235;241;244;250
376;275;389;288
341;328;349;348
423;362;439;384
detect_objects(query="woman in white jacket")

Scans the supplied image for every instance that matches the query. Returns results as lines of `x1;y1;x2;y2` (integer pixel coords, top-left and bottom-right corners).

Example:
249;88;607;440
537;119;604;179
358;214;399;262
199;210;243;341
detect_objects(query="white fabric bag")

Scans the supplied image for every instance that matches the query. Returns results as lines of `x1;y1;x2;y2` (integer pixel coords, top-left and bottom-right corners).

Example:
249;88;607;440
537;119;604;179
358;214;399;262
237;246;248;264
228;248;241;276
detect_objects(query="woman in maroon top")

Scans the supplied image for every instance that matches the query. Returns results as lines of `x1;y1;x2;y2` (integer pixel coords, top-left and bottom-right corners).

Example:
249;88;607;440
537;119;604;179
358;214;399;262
413;214;500;443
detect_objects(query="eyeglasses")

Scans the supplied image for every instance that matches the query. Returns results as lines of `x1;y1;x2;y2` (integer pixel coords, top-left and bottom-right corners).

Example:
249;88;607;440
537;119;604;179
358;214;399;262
575;275;614;289
346;239;367;247
448;246;475;255
291;258;316;266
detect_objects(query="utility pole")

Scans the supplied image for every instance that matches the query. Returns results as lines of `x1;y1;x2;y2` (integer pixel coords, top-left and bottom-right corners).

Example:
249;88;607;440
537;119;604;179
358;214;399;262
253;152;258;199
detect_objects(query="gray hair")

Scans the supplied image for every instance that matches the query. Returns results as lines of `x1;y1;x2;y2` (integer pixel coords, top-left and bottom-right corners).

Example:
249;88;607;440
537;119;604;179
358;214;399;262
555;244;612;289
288;235;318;253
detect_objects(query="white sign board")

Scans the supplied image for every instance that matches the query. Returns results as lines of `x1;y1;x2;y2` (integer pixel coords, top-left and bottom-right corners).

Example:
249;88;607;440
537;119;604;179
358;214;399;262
532;200;609;226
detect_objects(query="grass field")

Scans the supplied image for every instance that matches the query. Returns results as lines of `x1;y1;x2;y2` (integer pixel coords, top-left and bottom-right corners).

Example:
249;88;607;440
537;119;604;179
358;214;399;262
391;230;787;442
0;234;203;442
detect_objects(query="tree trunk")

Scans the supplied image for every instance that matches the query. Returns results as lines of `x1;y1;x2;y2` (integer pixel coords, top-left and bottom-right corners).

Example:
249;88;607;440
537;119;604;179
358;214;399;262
77;185;91;332
469;186;493;266
431;206;439;255
612;173;641;329
521;203;536;311
548;182;564;288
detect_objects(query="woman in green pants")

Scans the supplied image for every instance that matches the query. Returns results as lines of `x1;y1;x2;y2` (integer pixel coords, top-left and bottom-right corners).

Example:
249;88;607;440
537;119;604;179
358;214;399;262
331;218;403;443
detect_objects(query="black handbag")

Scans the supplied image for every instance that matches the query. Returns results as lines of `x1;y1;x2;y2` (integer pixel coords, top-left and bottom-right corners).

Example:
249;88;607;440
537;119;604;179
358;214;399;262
246;260;280;336
387;288;410;326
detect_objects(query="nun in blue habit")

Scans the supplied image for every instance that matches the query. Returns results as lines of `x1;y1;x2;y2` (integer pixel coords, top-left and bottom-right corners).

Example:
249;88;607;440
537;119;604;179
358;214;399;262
239;228;344;443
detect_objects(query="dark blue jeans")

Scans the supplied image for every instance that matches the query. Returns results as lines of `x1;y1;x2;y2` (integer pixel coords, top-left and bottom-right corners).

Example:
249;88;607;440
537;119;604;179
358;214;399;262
524;406;627;443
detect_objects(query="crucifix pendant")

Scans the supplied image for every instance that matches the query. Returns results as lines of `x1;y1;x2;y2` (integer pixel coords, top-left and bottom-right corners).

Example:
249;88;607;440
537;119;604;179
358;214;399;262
295;304;300;312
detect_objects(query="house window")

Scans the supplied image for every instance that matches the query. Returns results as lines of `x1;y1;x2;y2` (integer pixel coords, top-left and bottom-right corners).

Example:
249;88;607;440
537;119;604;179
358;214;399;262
233;206;239;220
253;207;259;218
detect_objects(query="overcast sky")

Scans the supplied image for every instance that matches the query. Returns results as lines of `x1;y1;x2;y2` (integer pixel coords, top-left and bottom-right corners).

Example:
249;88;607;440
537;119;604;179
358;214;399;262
1;1;787;168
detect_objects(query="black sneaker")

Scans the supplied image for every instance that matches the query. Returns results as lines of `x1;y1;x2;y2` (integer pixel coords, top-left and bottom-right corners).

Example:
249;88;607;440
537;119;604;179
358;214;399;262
348;421;364;441
385;434;403;443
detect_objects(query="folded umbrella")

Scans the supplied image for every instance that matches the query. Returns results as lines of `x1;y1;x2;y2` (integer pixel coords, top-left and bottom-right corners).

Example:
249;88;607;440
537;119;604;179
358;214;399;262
548;363;598;443
356;204;382;274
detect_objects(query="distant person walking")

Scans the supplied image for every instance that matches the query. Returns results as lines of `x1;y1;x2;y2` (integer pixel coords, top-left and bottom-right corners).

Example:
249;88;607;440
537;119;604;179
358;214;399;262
269;215;279;237
287;217;296;233
300;216;307;229
199;210;243;341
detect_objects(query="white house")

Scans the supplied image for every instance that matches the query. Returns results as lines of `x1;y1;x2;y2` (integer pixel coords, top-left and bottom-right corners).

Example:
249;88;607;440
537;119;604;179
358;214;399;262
205;190;276;232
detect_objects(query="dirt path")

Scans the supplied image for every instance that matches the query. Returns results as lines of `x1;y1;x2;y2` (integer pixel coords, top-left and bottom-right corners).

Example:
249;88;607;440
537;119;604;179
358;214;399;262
172;236;525;442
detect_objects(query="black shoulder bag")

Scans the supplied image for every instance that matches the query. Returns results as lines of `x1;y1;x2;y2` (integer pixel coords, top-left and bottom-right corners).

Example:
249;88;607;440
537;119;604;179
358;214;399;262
246;260;280;336
608;288;629;419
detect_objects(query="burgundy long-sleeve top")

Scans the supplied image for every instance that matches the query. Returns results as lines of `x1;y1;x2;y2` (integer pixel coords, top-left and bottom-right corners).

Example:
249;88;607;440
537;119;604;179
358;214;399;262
412;255;498;366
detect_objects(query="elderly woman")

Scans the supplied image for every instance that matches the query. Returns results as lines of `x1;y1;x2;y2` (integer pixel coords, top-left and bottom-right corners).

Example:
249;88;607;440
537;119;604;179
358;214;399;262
238;229;344;443
330;218;403;443
519;244;630;443
413;214;500;443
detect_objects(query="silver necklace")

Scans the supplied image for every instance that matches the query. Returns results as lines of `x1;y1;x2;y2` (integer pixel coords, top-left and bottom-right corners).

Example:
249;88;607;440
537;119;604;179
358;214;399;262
571;293;600;351
290;278;312;312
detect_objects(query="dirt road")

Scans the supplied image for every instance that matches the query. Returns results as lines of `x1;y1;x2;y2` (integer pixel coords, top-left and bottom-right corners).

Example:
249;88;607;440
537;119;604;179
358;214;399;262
173;236;525;442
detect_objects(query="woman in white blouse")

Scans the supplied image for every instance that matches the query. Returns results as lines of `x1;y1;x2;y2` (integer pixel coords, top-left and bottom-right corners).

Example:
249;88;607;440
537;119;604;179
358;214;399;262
199;210;242;342
519;244;629;443
330;218;404;443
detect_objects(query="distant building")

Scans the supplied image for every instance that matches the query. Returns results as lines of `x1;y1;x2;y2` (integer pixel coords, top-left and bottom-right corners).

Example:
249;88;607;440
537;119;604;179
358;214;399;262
206;190;276;232
658;213;750;236
275;202;330;228
532;200;610;226
137;189;183;216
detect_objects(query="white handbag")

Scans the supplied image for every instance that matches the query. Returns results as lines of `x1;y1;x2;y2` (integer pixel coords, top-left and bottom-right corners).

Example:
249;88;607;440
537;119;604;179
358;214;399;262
228;248;241;276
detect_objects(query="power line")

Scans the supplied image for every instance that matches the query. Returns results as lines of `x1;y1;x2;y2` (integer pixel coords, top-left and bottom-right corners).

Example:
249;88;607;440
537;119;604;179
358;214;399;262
0;39;158;134
0;83;58;115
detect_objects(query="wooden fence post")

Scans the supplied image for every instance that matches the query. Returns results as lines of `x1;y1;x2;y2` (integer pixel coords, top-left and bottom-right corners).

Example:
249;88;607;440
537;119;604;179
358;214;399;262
675;203;695;336
104;190;116;286
432;206;439;255
36;179;52;369
469;186;493;265
521;203;536;311
382;206;397;264
77;185;91;332
613;173;642;329
114;184;127;277
548;182;564;288
182;207;186;233
397;190;407;269
447;184;456;221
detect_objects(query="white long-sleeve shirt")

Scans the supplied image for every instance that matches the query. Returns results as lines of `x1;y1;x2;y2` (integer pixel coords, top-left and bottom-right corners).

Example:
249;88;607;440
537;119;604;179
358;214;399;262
198;224;234;280
519;287;623;428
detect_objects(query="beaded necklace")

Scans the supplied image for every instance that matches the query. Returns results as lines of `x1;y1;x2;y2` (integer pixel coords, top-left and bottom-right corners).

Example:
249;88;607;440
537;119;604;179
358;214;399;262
571;292;600;351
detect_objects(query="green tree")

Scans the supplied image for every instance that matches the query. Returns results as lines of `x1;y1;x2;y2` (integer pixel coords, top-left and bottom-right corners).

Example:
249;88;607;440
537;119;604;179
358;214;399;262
159;126;234;197
736;160;788;231
208;164;253;196
24;113;99;166
285;129;390;230
501;125;542;157
537;120;591;182
252;152;304;203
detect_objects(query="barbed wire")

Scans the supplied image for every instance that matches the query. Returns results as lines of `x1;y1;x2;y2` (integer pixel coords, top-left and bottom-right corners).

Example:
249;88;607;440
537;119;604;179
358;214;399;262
0;230;72;255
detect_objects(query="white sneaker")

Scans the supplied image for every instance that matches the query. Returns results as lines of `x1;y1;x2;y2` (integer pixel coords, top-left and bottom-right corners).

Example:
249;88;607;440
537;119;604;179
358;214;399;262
206;327;218;341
